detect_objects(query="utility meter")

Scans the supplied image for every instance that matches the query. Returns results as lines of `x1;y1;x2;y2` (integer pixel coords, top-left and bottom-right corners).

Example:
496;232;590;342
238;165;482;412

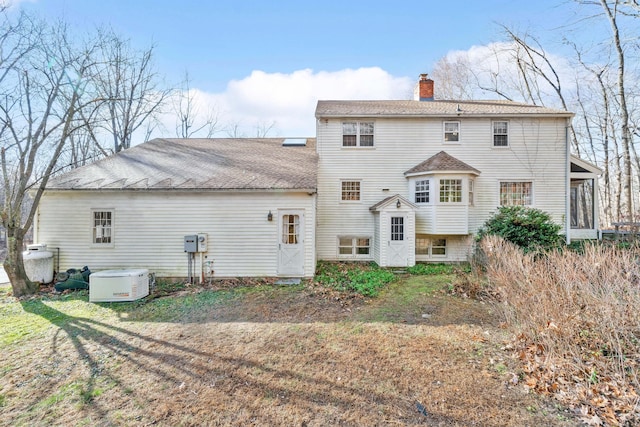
197;233;208;252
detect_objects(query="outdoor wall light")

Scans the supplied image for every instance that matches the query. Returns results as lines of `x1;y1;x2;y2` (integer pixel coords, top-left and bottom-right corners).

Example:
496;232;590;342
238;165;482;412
267;210;273;221
396;200;401;208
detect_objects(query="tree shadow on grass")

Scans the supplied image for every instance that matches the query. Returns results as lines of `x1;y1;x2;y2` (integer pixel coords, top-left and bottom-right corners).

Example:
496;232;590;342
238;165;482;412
16;298;473;426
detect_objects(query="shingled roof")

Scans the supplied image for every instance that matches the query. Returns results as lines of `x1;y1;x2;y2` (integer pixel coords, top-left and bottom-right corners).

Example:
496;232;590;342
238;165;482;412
315;99;573;118
46;138;317;191
404;151;481;176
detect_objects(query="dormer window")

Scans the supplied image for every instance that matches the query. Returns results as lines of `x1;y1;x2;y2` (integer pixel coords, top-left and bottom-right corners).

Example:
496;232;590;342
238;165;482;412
342;122;374;147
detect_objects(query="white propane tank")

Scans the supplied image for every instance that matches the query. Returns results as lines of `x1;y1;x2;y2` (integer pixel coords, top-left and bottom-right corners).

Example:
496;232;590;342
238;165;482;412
23;244;54;284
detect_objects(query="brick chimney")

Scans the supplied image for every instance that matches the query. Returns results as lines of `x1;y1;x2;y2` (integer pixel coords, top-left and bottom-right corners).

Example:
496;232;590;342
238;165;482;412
414;73;434;101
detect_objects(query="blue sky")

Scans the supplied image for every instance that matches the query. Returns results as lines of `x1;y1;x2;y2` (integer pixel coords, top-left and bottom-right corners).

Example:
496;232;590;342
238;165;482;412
13;0;591;137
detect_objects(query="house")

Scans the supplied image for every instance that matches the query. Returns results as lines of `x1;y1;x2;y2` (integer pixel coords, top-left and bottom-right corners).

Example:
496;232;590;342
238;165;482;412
34;74;600;277
36;138;318;278
313;75;600;266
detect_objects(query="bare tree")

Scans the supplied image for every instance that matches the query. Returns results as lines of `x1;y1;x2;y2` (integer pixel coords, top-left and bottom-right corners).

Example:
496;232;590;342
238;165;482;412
599;0;635;221
173;71;220;138
93;30;170;153
0;14;103;296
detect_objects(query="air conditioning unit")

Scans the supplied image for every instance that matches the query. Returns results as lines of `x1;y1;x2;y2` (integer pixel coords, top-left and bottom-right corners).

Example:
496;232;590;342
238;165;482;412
89;268;149;302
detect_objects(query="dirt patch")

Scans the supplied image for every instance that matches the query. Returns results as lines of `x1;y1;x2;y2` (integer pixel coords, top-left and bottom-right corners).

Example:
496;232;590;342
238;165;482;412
0;277;577;426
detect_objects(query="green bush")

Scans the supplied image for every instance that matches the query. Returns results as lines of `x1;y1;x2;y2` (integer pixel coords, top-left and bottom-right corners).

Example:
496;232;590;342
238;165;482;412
476;206;563;253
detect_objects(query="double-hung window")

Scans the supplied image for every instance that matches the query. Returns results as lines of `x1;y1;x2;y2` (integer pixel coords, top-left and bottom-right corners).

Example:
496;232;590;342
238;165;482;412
493;121;509;147
444;121;460;142
342;122;374;147
93;210;113;244
500;181;532;206
439;179;462;203
414;179;430;203
341;180;360;201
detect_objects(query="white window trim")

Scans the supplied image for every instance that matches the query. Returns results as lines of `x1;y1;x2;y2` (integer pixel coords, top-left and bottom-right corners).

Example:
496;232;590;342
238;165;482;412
443;121;461;144
498;181;534;206
438;178;463;204
340;179;362;203
469;179;475;207
492;120;510;148
337;236;372;259
342;121;375;148
415;235;447;258
91;209;115;247
411;178;431;205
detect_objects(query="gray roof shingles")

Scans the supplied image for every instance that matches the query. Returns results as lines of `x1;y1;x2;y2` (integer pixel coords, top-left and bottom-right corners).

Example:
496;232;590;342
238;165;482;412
315;100;573;118
47;138;318;191
405;151;481;175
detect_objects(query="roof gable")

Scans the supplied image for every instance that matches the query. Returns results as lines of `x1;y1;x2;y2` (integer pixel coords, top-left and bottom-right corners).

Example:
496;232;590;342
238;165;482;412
47;138;318;191
405;151;481;176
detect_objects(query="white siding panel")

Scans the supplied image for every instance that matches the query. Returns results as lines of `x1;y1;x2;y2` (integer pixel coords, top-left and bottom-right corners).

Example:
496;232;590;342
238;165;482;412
36;191;316;278
316;116;568;260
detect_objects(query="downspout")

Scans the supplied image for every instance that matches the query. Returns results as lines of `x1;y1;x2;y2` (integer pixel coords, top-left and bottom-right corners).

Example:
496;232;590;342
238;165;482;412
565;119;571;244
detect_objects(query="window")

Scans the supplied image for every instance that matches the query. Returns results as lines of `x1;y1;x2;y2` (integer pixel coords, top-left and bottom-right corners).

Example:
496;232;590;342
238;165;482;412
415;236;429;255
500;181;532;206
431;239;447;256
391;217;404;241
415;179;430;203
439;179;462;203
338;237;371;257
415;235;447;257
93;210;113;244
341;180;360;201
493;121;509;147
282;214;300;244
444;121;460;142
343;122;374;147
469;180;474;206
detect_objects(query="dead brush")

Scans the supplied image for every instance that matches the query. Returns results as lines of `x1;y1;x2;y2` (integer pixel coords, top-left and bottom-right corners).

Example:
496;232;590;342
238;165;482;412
479;236;640;425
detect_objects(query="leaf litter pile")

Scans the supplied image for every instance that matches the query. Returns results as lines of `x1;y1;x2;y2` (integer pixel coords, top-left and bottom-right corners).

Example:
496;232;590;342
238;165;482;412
1;272;578;426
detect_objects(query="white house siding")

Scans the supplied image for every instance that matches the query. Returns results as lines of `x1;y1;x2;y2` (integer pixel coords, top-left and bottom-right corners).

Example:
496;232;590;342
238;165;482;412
35;190;316;278
415;235;473;263
316;116;568;262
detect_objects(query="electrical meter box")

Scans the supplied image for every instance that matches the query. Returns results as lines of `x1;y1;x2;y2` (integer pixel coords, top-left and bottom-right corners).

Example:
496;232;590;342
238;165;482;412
197;233;208;252
184;235;198;252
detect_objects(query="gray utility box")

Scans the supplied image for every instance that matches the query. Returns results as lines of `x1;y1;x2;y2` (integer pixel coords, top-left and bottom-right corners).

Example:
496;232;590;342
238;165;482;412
184;234;208;253
184;235;198;252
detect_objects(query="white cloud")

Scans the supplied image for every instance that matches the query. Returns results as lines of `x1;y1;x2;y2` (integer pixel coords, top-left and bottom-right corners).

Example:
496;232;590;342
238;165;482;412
0;0;36;8
159;67;413;138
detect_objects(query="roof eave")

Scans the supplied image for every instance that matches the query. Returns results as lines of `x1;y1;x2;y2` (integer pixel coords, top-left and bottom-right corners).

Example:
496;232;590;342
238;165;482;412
404;170;480;178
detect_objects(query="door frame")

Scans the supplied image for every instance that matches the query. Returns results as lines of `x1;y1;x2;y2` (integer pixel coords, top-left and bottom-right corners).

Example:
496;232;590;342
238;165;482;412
277;209;305;276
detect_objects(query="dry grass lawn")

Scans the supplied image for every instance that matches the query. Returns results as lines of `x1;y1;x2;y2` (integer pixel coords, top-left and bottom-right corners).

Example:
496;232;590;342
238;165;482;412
0;275;577;426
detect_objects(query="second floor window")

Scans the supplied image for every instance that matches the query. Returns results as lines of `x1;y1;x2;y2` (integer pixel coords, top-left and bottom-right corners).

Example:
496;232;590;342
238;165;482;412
444;121;460;142
439;179;462;203
493;121;509;147
343;122;374;147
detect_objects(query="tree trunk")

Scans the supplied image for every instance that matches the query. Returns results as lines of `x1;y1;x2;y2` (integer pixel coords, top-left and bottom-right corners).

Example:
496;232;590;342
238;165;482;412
4;234;37;297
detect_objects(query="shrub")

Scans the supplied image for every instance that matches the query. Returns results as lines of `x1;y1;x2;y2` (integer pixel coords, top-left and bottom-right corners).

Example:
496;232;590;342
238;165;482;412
480;235;640;424
476;205;563;253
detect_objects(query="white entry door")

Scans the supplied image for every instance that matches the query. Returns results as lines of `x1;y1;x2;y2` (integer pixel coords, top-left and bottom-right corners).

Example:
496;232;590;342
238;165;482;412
388;215;408;267
277;210;305;276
